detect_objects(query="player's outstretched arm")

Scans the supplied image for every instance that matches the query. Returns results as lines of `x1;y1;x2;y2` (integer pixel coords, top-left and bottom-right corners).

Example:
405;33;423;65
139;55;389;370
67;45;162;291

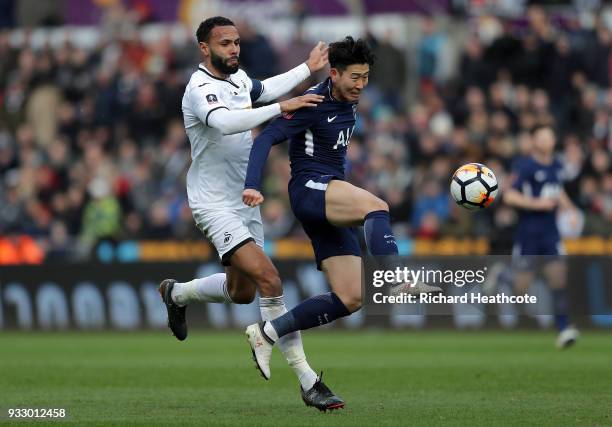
207;94;323;135
243;104;319;207
243;126;287;207
254;42;328;103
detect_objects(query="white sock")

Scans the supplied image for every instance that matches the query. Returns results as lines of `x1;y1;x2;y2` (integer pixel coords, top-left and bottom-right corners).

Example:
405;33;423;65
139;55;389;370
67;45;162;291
171;273;232;306
259;296;318;390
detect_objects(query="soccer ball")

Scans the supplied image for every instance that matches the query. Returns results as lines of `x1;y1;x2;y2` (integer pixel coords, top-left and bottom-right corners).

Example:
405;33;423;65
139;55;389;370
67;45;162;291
450;163;498;210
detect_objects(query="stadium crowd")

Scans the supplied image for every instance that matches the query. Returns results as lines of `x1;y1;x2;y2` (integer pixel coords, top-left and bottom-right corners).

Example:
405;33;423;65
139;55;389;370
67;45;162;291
0;6;610;262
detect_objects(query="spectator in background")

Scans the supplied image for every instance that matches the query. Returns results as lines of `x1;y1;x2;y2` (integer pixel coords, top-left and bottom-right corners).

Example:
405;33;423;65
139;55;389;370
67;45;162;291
236;21;279;79
459;36;491;91
411;177;450;238
80;177;121;246
417;16;447;88
368;30;407;111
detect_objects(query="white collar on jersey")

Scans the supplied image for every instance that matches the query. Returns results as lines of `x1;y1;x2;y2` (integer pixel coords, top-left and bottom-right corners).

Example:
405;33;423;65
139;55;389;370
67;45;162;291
198;64;240;89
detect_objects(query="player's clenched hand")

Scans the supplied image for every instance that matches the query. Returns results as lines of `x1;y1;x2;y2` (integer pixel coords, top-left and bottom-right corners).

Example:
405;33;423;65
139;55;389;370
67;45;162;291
306;41;328;72
243;189;264;207
280;94;324;112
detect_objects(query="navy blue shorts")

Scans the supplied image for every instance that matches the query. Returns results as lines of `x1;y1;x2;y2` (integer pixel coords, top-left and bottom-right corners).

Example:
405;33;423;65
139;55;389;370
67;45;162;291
512;234;564;270
289;173;361;270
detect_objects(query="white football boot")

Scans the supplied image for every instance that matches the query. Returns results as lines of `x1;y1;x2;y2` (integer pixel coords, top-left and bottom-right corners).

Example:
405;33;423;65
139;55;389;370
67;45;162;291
556;325;579;349
245;323;274;380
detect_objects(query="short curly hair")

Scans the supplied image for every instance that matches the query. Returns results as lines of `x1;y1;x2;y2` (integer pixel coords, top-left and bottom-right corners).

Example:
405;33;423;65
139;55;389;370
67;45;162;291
196;16;235;43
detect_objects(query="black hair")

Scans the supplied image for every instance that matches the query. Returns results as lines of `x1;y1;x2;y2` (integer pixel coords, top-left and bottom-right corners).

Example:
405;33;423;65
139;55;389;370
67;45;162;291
328;36;375;72
196;16;235;43
530;123;554;136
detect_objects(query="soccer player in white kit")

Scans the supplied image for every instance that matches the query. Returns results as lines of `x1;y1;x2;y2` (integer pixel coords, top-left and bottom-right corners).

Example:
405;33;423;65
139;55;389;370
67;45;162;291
157;16;340;408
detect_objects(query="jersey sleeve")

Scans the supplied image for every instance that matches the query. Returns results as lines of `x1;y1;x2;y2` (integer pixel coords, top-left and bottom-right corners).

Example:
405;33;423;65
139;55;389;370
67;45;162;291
511;158;529;191
249;78;265;103
189;82;229;127
257;63;310;103
267;107;319;140
241;69;264;103
244;107;318;190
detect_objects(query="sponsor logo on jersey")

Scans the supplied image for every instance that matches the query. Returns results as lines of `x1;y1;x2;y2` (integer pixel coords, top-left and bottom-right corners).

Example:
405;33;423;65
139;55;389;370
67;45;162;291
327;115;337;122
206;94;219;104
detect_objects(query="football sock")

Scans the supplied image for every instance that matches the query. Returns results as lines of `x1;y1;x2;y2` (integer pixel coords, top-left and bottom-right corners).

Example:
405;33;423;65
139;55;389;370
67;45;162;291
171;273;232;306
552;289;570;331
259;296;318;390
266;292;350;340
364;210;398;256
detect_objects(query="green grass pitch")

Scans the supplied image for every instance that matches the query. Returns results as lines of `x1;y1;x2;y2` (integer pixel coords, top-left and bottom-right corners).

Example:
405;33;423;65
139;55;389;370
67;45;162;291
1;330;611;426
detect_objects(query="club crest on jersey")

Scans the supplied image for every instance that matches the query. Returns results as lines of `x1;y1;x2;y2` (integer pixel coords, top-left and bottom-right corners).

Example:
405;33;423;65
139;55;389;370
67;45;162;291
206;94;219;104
282;111;295;119
535;170;547;182
223;232;233;245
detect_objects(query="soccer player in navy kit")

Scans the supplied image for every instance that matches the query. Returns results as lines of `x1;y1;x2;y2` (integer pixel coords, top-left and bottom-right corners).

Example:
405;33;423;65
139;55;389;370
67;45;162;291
505;124;579;348
241;37;439;410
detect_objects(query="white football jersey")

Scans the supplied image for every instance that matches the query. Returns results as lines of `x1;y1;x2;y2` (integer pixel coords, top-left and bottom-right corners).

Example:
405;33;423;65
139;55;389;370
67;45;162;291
182;65;262;210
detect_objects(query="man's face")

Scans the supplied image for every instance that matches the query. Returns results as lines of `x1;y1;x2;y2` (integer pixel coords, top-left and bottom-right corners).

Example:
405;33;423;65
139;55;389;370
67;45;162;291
330;64;370;102
200;25;240;74
533;127;556;154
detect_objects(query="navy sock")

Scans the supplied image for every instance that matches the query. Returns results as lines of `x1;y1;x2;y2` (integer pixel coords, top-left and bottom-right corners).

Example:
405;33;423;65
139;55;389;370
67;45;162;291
268;292;351;339
364;210;398;256
552;289;570;331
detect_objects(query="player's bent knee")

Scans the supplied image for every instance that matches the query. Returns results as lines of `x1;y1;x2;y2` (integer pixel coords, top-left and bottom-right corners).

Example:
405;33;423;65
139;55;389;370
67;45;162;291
344;298;362;313
372;198;389;213
363;197;388;217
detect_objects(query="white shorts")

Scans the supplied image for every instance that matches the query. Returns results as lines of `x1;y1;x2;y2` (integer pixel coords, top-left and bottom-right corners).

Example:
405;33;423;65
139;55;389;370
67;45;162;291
192;206;264;265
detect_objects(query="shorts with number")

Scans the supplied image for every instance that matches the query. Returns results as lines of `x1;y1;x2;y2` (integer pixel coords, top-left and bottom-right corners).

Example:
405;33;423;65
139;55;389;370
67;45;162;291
192;206;264;266
289;173;361;270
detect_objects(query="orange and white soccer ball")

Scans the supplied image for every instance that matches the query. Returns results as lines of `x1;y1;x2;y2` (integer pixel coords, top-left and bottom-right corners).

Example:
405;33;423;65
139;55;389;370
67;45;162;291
450;163;499;210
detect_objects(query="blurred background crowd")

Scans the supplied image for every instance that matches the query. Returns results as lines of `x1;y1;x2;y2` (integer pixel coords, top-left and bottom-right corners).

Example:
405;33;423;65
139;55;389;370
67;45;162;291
0;0;611;263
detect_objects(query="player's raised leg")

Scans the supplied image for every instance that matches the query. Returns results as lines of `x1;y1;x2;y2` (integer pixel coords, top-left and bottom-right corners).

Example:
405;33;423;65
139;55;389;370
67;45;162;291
325;180;396;253
159;272;235;341
325;180;441;294
230;241;318;389
158;208;259;341
257;255;361;342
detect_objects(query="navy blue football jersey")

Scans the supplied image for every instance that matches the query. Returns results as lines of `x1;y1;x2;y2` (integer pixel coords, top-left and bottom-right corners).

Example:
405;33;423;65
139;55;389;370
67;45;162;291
511;155;564;237
245;78;357;189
